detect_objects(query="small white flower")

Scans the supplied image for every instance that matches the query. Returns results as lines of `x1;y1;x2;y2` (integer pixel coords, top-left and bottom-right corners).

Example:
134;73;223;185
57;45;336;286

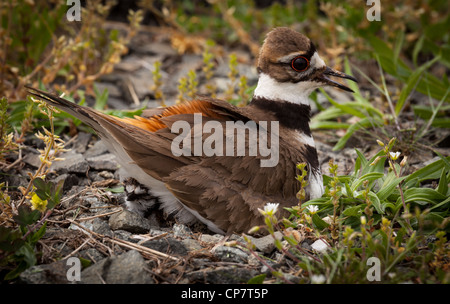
311;274;326;284
306;205;319;214
258;202;279;216
389;151;401;160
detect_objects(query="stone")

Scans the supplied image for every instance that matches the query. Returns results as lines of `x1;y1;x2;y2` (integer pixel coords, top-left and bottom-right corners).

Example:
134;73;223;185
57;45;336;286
187;266;258;284
213;246;249;264
245;231;283;254
113;230;135;243
79;248;106;264
71;132;92;154
301;241;313;251
80;250;154;284
22;152;41;168
86;153;120;171
181;238;203;251
50;151;88;174
19;260;70;284
173;223;193;239
69;218;94;233
199;234;224;244
84;140;109;158
311;239;330;253
53;173;80;192
92;218;113;237
93;82;122;98
142;237;188;256
109;209;152;234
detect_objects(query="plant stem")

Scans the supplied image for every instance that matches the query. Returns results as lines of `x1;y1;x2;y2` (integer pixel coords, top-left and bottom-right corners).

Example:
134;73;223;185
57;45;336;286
17;106;56;207
22;209;52;240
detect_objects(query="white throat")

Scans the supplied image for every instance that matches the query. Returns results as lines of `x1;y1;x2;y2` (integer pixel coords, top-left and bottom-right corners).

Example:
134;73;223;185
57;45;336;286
253;73;320;105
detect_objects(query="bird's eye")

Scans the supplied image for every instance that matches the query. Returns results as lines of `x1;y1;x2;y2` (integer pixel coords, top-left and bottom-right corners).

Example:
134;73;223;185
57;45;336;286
291;56;309;72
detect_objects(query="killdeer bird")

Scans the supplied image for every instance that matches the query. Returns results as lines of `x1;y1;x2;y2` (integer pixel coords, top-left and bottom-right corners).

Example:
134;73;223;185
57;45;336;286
27;27;356;234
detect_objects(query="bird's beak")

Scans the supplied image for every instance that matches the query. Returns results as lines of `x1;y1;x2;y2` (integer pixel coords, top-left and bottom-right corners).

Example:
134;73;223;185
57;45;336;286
317;66;357;93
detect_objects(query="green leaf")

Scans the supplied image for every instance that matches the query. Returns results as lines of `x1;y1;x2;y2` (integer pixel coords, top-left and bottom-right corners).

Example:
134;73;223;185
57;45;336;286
106;186;124;193
344;57;366;104
342;205;363;217
394;227;407;247
436;168;449;195
248;273;267;284
354;149;368;175
393;31;405;72
93;85;109;111
4;243;37;280
79;257;92;269
33;177;51;200
376;174;406;201
284;234;299;246
429;196;450;212
13;205;41;229
333;117;383;151
17;242;37;267
310;121;351;130
382;201;396;212
401;188;446;205
30;222;47;245
351;172;384;192
344;182;354;198
0;227;25;252
369;191;384;214
319;89;366;118
47;179;64;210
312;106;346;122
4;261;29;280
412;35;425;66
303;197;332;209
32;178;47;192
404;156;450;186
312;213;329;230
395;56;441;116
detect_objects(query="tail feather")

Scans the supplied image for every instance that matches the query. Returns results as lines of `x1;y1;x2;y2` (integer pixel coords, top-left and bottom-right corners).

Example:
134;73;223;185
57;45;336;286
26;86;102;130
25;86;189;180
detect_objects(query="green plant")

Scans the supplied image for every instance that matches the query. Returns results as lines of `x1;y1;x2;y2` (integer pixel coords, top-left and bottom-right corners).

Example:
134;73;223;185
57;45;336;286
311;53;449;151
0;93;66;280
245;138;449;283
224;53;238;101
202;40;217;98
0;178;63;280
187;69;198;100
151;60;166;107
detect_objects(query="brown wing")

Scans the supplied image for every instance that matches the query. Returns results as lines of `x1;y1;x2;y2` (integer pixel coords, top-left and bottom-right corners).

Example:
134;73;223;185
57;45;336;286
116;98;304;233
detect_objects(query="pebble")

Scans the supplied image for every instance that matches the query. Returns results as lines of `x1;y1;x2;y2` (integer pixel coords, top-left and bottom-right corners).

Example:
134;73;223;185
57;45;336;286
80;250;154;284
50;151;89;174
245;231;283;254
109;209;152;234
311;239;330;253
86;153;120;171
199;234;224;244
187;266;258;284
213;246;249;264
173;223;194;238
141;237;188;256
